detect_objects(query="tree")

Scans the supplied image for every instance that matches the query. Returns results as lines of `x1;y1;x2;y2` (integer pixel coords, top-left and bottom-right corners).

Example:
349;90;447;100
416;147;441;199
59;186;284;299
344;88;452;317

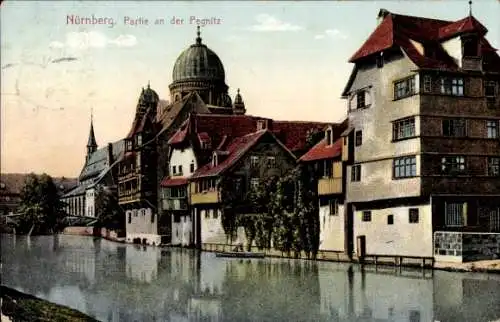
94;185;124;231
18;173;66;235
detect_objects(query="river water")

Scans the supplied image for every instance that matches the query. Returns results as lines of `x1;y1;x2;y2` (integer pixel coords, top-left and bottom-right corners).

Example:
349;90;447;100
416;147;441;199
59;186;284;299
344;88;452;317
1;234;499;322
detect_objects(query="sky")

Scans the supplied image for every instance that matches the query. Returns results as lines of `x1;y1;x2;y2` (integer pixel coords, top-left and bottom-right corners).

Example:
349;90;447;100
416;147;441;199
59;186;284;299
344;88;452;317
1;0;499;177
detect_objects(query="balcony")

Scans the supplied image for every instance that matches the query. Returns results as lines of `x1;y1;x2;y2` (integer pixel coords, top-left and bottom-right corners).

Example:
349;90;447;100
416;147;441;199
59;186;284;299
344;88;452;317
318;177;342;195
118;191;141;204
190;189;220;205
162;198;188;211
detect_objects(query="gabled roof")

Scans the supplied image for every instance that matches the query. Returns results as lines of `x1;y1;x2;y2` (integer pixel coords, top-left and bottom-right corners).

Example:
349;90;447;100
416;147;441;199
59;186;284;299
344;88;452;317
191;130;272;179
348;9;499;73
160;177;189;187
168;113;332;157
156;92;210;138
438;15;487;41
299;138;343;162
79;140;125;181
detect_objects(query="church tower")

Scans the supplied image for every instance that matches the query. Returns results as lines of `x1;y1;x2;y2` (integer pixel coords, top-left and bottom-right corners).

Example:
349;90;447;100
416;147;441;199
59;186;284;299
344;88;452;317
86;113;97;161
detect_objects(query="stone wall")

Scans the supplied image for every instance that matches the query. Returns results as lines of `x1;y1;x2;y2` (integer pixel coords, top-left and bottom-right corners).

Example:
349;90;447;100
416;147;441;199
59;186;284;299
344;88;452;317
434;231;500;263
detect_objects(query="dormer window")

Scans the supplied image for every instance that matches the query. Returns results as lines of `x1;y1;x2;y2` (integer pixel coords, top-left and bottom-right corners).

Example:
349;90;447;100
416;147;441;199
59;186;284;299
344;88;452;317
257;120;267;131
212;152;218;167
325;128;333;146
462;36;479;57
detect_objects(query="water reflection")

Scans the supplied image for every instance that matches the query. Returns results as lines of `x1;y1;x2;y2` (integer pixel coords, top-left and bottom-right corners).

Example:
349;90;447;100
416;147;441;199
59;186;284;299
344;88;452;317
1;234;500;322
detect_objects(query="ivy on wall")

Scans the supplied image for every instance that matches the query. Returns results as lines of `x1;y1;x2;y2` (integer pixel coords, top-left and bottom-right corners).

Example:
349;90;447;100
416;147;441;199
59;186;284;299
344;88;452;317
219;163;320;259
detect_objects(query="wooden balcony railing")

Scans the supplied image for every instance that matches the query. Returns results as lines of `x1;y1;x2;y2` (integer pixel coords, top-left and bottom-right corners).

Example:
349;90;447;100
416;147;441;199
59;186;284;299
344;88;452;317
190;189;220;205
318;177;343;195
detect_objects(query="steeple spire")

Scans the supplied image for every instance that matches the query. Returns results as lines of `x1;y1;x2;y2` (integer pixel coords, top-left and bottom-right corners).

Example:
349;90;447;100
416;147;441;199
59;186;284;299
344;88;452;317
469;1;472;16
196;26;202;45
86;109;97;158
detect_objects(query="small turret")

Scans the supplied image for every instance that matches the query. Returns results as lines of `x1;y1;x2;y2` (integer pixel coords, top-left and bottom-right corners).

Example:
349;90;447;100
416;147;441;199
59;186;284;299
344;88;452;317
233;88;246;115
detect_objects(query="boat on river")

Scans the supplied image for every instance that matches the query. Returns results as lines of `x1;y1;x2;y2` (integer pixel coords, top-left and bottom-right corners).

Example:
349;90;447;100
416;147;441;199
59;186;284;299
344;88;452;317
215;251;266;258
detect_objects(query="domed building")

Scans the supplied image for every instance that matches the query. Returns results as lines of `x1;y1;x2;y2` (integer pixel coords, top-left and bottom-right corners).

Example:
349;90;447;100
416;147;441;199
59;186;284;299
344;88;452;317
169;26;241;115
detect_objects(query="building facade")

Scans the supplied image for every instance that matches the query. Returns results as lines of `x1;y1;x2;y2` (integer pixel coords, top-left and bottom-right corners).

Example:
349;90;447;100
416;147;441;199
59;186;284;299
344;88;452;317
339;9;500;258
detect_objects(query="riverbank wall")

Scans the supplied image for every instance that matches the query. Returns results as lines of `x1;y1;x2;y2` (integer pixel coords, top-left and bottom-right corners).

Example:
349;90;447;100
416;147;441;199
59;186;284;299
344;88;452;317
62;226;125;243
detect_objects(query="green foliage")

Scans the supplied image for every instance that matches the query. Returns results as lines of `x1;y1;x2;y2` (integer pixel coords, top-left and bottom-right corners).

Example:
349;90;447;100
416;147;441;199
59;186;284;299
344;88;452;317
219;164;320;257
17;173;66;235
94;185;124;230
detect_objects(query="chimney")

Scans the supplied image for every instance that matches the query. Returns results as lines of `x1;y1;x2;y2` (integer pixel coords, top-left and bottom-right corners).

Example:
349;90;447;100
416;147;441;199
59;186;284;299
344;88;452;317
107;143;114;165
377;9;390;25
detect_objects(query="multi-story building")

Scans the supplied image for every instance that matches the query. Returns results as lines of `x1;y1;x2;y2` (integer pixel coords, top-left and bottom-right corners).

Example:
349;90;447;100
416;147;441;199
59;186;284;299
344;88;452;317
119;27;253;245
340;9;500;258
299;122;348;253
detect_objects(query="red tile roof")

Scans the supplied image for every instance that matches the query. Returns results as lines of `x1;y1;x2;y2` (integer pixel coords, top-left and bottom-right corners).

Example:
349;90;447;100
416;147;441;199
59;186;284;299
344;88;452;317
349;10;498;72
191;130;267;179
438;15;487;40
272;121;330;152
160;177;188;187
299;138;343;162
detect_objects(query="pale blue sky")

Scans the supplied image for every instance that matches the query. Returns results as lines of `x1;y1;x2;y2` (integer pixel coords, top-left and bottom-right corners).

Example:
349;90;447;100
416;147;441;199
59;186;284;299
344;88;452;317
1;0;499;176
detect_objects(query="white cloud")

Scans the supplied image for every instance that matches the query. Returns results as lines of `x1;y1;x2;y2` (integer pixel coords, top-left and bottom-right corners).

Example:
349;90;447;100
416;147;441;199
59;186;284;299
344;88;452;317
50;31;138;50
314;28;348;40
108;34;138;47
249;14;303;32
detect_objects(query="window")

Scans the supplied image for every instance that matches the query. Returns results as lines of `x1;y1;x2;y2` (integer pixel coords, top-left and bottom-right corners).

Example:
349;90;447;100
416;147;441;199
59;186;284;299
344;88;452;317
356;91;366;109
423;75;432;93
322;160;333;177
445;203;465;227
394;76;416;99
128;213;131;224
351;165;361;182
463;37;478;57
440;77;464;96
209;209;214;219
178;165;183;175
329;199;339;216
442;119;467;137
387;214;394;225
487;120;499;138
488;157;500;176
136;134;142;146
362;211;371;222
190;162;195;173
151;213;155;224
257;120;267;130
343;137;347;146
485;81;496;98
393;156;417;178
212;153;218;167
409;208;419;223
126;140;133;151
376;53;384;68
355;130;362;146
393;117;416;140
172;166;177;175
250;156;259;168
441;156;466;174
250;178;259;190
136;155;141;168
214;210;219;219
326;129;332;145
203;210;209;219
267;156;276;168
